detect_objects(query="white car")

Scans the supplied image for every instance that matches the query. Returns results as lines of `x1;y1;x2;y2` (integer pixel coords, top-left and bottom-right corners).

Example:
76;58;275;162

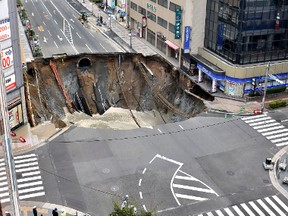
283;176;288;184
279;159;287;171
263;158;273;170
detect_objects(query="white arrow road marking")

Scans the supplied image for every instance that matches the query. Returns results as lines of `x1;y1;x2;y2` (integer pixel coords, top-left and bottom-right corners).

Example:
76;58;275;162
43;37;47;43
57;35;63;41
70;18;74;23
32;12;34;16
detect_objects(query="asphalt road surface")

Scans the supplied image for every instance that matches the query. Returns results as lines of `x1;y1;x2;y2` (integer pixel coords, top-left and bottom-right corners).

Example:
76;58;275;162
23;0;123;57
14;112;286;216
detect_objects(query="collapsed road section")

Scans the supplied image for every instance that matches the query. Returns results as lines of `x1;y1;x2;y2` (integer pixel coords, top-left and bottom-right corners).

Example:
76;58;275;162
24;53;213;129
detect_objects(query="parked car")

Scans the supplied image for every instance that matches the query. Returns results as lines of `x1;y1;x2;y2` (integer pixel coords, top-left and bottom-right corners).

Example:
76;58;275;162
263;157;273;170
283;176;288;184
279;158;287;171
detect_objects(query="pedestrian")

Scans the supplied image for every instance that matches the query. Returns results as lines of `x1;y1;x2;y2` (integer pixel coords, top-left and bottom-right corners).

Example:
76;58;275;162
52;208;58;216
33;206;37;216
61;209;66;216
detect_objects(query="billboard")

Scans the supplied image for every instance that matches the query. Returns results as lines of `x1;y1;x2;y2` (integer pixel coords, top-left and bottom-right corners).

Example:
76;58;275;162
0;0;9;19
5;73;16;91
183;26;190;53
1;47;13;70
0;18;11;42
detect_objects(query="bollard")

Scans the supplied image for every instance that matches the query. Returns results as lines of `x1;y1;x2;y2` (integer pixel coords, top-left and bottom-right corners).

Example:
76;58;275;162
19;136;26;143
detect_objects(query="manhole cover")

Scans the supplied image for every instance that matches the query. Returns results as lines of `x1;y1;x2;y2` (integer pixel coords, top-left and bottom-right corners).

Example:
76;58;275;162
226;171;235;176
111;186;119;191
102;168;110;174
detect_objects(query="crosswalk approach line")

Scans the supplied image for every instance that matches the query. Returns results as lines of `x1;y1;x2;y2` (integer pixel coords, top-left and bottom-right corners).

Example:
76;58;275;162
256;199;276;216
265;197;285;216
232;205;245;216
272;195;288;212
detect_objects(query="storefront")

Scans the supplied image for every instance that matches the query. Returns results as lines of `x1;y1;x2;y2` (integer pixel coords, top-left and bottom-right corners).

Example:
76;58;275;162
165;40;179;60
8;96;24;130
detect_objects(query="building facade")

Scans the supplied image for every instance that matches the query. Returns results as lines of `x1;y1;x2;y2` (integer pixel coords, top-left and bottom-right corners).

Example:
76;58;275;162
0;0;26;130
181;0;288;97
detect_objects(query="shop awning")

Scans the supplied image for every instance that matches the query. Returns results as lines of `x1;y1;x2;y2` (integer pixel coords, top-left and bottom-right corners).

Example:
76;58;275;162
165;40;179;50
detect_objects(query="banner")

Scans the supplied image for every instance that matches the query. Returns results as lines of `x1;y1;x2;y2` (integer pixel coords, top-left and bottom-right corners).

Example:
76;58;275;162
0;0;9;19
184;26;190;53
0;18;11;42
5;73;16;91
1;47;13;70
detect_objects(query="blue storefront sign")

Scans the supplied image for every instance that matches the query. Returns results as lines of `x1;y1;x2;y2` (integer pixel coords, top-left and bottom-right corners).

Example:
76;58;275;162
184;26;190;53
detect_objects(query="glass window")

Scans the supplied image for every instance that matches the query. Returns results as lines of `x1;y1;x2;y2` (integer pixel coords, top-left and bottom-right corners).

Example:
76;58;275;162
138;6;146;16
169;23;175;33
151;0;156;2
158;0;168;8
147;29;156;46
169;2;181;12
157;16;167;28
131;2;137;11
147;11;156;22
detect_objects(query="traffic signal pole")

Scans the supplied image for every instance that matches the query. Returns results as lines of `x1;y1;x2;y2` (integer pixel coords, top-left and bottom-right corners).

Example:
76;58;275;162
0;48;21;216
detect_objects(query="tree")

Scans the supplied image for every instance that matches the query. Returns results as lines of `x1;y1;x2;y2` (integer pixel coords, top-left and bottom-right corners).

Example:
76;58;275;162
109;201;156;216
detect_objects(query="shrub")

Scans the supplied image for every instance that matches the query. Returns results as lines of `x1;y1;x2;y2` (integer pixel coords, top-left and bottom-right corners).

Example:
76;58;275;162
269;100;287;109
266;86;286;94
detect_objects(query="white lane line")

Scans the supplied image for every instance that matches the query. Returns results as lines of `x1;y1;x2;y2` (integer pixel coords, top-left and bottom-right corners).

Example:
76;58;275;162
54;41;59;48
14;157;37;164
89;32;95;38
47;30;52;36
19;191;45;200
179;125;184;129
241;203;255;216
249;201;265;216
139;191;143;199
223;208;234;216
157;128;162;133
272;195;288;212
15;162;38;168
142;168;146;174
39;0;52;16
265;197;285;216
14;154;36;160
149;155;158;164
76;32;81;39
174;175;199;182
241;114;266;120
249;119;275;126
17;176;41;183
85;44;93;53
175;193;208;201
18;181;43;189
215;210;224;216
232;206;245;216
142;205;147;212
70;25;74;30
99;43;108;52
172;184;215;193
72;14;77;19
22;171;41;177
43;21;46;25
138;179;142;186
257;199;275;216
16;166;39;173
177;170;219;196
54;20;58;25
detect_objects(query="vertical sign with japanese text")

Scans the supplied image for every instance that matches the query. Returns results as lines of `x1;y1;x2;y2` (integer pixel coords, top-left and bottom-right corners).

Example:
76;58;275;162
175;8;182;39
184;26;190;53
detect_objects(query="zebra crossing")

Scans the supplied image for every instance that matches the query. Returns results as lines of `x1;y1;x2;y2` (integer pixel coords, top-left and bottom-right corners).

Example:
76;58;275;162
172;169;218;205
0;153;45;203
197;194;288;216
241;114;288;147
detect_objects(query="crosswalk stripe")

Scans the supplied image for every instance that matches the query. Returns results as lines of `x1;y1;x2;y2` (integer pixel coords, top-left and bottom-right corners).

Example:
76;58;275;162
241;203;255;216
18;186;44;194
0;171;6;176
262;128;288;136
0;159;4;163
173;184;215;193
14;154;36;160
0;176;7;181
257;199;276;216
0;181;7;187
265;197;285;216
272;195;288;212
22;171;41;177
253;122;280;129
174;175;199;182
258;125;285;133
232;206;245;216
14;157;38;164
18;181;43;189
241;114;267;120
223;207;234;216
249;201;265;216
16;166;39;173
15;162;38;168
215;210;224;216
245;117;271;123
266;132;288;140
276;141;288;147
17;176;41;183
1;197;10;203
0;162;5;167
19;191;45;200
0;192;9;198
0;186;8;192
271;137;288;143
0;167;6;172
175;193;208;201
249;119;275;126
207;212;214;216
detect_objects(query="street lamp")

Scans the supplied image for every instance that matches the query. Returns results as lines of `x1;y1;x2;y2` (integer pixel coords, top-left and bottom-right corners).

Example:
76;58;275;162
261;62;270;113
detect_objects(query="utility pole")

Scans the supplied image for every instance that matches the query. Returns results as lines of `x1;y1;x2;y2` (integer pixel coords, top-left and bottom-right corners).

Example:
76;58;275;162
129;30;132;48
0;49;21;216
261;62;270;113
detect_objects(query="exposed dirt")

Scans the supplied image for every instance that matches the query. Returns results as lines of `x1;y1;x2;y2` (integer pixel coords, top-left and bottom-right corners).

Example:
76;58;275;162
24;53;212;129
